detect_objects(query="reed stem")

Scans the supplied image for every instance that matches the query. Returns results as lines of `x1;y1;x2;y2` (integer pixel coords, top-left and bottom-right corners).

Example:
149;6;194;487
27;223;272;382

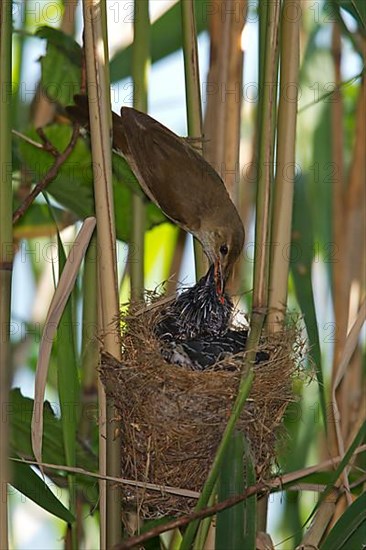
82;0;122;545
130;0;150;299
0;1;13;547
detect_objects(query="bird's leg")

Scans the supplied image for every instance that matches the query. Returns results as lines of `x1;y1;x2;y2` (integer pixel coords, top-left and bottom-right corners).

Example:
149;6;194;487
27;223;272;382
182;136;209;154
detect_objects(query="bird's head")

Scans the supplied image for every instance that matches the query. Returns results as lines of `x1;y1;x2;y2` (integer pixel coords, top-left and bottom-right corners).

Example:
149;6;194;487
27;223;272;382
199;222;245;301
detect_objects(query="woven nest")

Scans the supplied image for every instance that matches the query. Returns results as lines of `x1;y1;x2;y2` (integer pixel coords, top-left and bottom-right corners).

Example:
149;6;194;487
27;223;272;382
100;300;301;518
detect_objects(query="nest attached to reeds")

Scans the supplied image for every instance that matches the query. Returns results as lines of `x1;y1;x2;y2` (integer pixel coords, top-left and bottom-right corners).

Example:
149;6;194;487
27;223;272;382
100;300;301;518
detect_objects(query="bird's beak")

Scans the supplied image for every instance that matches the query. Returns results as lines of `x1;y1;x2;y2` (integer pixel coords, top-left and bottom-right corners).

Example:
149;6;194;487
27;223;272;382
214;258;225;303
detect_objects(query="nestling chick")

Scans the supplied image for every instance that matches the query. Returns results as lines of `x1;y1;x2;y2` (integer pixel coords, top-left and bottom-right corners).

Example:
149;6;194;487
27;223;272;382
154;264;234;341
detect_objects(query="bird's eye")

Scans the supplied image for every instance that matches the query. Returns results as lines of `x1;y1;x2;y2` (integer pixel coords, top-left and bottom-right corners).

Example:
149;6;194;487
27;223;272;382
220;244;228;256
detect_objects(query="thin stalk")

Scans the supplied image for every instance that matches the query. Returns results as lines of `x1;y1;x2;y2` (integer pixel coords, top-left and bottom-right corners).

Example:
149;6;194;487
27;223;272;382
97;290;107;550
253;1;281;533
12;0;26;129
202;1;247;293
82;0;122;546
216;432;246;549
296;489;338;550
256;0;268;151
79;233;98;440
267;0;300;328
0;1;13;547
193;483;217;550
220;0;247;201
258;1;268;99
252;0;281;312
329;31;366;461
180;0;206;280
56;233;79;549
269;44;280;188
243;436;256;547
180;0;203;137
330;79;366;522
130;0;150;299
330;22;347;426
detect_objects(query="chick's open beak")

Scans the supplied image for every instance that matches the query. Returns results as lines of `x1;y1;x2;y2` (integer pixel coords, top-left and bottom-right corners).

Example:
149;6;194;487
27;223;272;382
214;258;225;303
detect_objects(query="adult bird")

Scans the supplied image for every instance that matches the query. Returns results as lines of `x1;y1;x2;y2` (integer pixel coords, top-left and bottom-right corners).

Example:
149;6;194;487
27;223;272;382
67;95;245;302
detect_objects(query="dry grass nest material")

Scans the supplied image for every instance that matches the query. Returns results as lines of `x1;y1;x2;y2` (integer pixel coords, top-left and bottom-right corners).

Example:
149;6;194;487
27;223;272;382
100;300;302;518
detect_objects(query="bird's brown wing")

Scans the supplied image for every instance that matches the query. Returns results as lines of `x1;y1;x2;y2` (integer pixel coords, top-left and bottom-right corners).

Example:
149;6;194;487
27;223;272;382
116;107;233;234
66;97;241;240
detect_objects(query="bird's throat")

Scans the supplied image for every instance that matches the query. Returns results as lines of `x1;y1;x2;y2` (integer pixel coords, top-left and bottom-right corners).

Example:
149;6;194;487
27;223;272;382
214;259;225;303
